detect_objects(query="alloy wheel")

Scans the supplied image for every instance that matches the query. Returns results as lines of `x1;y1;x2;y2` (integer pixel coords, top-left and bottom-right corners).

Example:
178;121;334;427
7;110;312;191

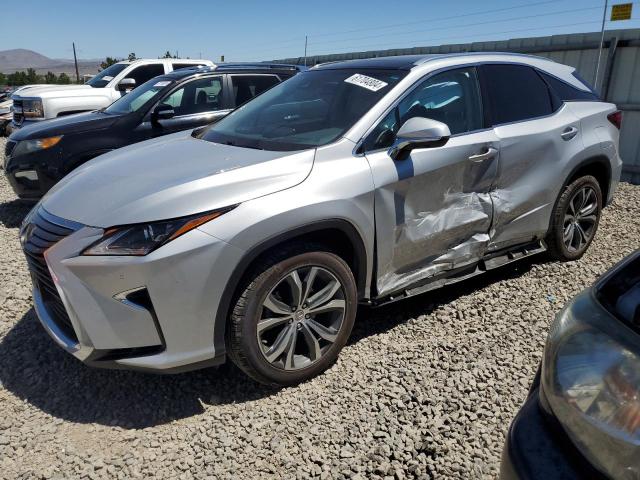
563;185;598;253
257;266;346;371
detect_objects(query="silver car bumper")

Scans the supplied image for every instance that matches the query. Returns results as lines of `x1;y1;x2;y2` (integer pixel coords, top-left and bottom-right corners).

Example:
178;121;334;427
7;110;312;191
24;207;245;372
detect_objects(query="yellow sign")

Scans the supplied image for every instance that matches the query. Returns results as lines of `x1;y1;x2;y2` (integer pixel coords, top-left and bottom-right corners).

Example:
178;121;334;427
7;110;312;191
611;3;633;21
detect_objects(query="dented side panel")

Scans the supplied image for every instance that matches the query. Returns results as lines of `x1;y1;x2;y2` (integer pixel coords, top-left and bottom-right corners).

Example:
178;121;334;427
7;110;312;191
488;105;584;251
366;130;499;296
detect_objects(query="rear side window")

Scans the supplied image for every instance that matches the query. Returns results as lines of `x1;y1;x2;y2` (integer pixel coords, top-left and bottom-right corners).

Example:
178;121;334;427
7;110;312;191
481;64;553;125
127;64;166;88
539;72;599;101
172;63;207;71
230;75;280;107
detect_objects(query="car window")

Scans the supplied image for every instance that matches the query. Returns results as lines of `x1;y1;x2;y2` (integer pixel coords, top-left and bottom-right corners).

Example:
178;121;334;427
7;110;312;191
126;64;166;89
104;77;174;115
231;75;280;107
159;76;224;116
539;72;599;101
202;69;407;152
172;63;208;71
481;64;553;125
86;63;128;88
364;67;483;151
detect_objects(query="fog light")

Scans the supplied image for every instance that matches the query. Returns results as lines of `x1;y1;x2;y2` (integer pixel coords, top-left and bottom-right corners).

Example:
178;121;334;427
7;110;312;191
15;170;38;181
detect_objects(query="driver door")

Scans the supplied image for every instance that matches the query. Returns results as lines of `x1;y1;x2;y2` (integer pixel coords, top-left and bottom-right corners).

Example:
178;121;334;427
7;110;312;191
363;66;499;296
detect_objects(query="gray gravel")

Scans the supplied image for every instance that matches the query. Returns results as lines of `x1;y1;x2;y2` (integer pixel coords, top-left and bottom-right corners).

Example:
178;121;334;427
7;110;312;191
1;134;639;479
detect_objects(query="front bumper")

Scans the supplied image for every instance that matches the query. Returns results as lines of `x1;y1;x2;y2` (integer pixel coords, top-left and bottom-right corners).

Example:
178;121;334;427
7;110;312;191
501;378;606;479
24;207;246;372
4;143;65;199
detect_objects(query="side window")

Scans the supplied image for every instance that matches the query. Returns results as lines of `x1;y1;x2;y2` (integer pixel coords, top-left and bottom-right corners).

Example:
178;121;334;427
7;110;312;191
172;63;207;71
539;72;599;101
126;64;166;89
231;75;280;106
364;67;483;151
159;76;224;116
481;64;553;125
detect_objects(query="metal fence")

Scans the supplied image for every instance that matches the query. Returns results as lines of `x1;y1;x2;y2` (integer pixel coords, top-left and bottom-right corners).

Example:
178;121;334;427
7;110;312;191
275;28;640;184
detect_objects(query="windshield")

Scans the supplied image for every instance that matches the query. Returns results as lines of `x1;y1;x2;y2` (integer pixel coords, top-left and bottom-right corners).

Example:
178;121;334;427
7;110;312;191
201;69;407;151
104;77;173;115
86;63;128;88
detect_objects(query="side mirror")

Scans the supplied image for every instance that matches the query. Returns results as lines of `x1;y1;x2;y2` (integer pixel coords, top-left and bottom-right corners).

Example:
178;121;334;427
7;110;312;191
117;78;136;92
388;117;451;161
152;104;175;123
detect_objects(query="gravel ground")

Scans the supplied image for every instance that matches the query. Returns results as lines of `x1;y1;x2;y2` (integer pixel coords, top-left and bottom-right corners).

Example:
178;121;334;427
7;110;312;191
0;134;639;479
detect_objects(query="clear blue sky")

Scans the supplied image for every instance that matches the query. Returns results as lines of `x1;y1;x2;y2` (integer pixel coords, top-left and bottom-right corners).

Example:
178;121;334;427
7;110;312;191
1;0;638;62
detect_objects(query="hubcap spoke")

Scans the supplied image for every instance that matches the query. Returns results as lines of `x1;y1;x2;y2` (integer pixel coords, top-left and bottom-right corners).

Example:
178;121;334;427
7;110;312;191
265;324;296;363
579;214;597;226
300;323;322;361
308;299;346;316
264;294;293;316
285;270;304;308
301;267;319;305
306;318;339;343
307;279;341;309
563;186;598;252
257;316;292;334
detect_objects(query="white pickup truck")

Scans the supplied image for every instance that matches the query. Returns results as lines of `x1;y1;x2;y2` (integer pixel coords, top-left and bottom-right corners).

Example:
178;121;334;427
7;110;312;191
10;58;213;131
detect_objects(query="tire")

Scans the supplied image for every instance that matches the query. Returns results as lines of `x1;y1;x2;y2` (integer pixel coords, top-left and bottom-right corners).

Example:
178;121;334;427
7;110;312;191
227;243;358;386
546;175;602;261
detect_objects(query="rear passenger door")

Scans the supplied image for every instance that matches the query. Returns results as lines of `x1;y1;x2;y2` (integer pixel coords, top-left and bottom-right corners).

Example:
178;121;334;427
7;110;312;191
229;75;281;108
479;64;583;251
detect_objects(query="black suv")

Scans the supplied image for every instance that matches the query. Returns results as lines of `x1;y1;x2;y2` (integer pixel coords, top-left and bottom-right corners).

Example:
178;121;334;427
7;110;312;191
4;64;303;200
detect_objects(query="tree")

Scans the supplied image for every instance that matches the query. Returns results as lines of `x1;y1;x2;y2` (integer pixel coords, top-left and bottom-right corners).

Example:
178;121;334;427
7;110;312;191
58;73;71;85
161;50;177;59
0;72;6;86
44;71;57;84
7;71;27;86
127;52;137;61
100;57;120;70
26;68;38;84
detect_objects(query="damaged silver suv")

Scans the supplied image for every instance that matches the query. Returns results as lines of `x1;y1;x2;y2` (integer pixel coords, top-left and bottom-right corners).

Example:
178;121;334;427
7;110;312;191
22;53;622;385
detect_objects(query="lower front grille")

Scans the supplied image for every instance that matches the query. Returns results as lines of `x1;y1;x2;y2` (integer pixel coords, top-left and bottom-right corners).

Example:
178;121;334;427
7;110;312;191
22;208;81;343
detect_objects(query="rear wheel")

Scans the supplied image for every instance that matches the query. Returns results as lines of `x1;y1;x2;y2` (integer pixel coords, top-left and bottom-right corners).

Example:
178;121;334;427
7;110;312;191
546;175;602;261
227;244;357;386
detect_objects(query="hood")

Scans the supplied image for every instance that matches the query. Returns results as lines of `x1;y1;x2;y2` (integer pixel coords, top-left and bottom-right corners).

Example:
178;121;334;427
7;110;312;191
42;131;315;227
9;111;119;140
13;84;100;100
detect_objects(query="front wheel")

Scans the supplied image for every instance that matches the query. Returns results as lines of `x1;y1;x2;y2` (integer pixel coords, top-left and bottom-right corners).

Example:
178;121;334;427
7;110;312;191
546;175;602;261
227;244;358;386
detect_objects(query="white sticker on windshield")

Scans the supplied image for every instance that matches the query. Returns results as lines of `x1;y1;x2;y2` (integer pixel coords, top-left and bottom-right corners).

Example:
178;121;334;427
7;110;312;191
154;81;171;87
102;76;113;82
344;73;388;92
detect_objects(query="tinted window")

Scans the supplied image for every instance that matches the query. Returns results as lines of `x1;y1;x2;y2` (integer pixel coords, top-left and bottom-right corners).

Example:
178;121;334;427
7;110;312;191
105;77;174;115
172;63;207;71
231;75;280;106
161;76;224;115
481;64;553;125
202;69;407;151
126;64;166;89
364;67;483;151
539;72;599;101
86;63;128;88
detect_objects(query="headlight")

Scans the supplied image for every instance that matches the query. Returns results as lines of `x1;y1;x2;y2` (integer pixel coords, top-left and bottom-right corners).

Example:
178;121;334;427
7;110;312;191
12;136;63;157
22;99;44;118
82;209;231;256
542;289;640;479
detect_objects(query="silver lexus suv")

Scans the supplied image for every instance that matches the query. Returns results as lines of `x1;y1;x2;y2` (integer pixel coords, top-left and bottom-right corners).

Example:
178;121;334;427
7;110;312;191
21;53;622;386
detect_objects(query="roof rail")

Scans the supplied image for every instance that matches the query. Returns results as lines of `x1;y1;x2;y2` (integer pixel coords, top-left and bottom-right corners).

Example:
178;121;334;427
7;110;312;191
213;63;307;71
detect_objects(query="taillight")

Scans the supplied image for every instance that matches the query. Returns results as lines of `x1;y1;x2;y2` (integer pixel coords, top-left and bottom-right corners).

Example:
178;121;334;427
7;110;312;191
608;110;622;130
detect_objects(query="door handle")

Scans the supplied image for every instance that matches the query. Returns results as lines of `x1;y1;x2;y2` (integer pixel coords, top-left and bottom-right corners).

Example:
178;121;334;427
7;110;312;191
468;147;498;162
561;126;579;141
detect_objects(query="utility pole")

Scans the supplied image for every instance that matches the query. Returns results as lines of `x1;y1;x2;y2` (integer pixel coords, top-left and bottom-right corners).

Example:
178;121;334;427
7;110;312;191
303;35;308;67
72;42;80;84
594;0;609;92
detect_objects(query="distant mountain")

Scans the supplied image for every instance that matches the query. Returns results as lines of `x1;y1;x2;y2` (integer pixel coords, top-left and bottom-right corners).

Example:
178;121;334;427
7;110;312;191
0;49;102;76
